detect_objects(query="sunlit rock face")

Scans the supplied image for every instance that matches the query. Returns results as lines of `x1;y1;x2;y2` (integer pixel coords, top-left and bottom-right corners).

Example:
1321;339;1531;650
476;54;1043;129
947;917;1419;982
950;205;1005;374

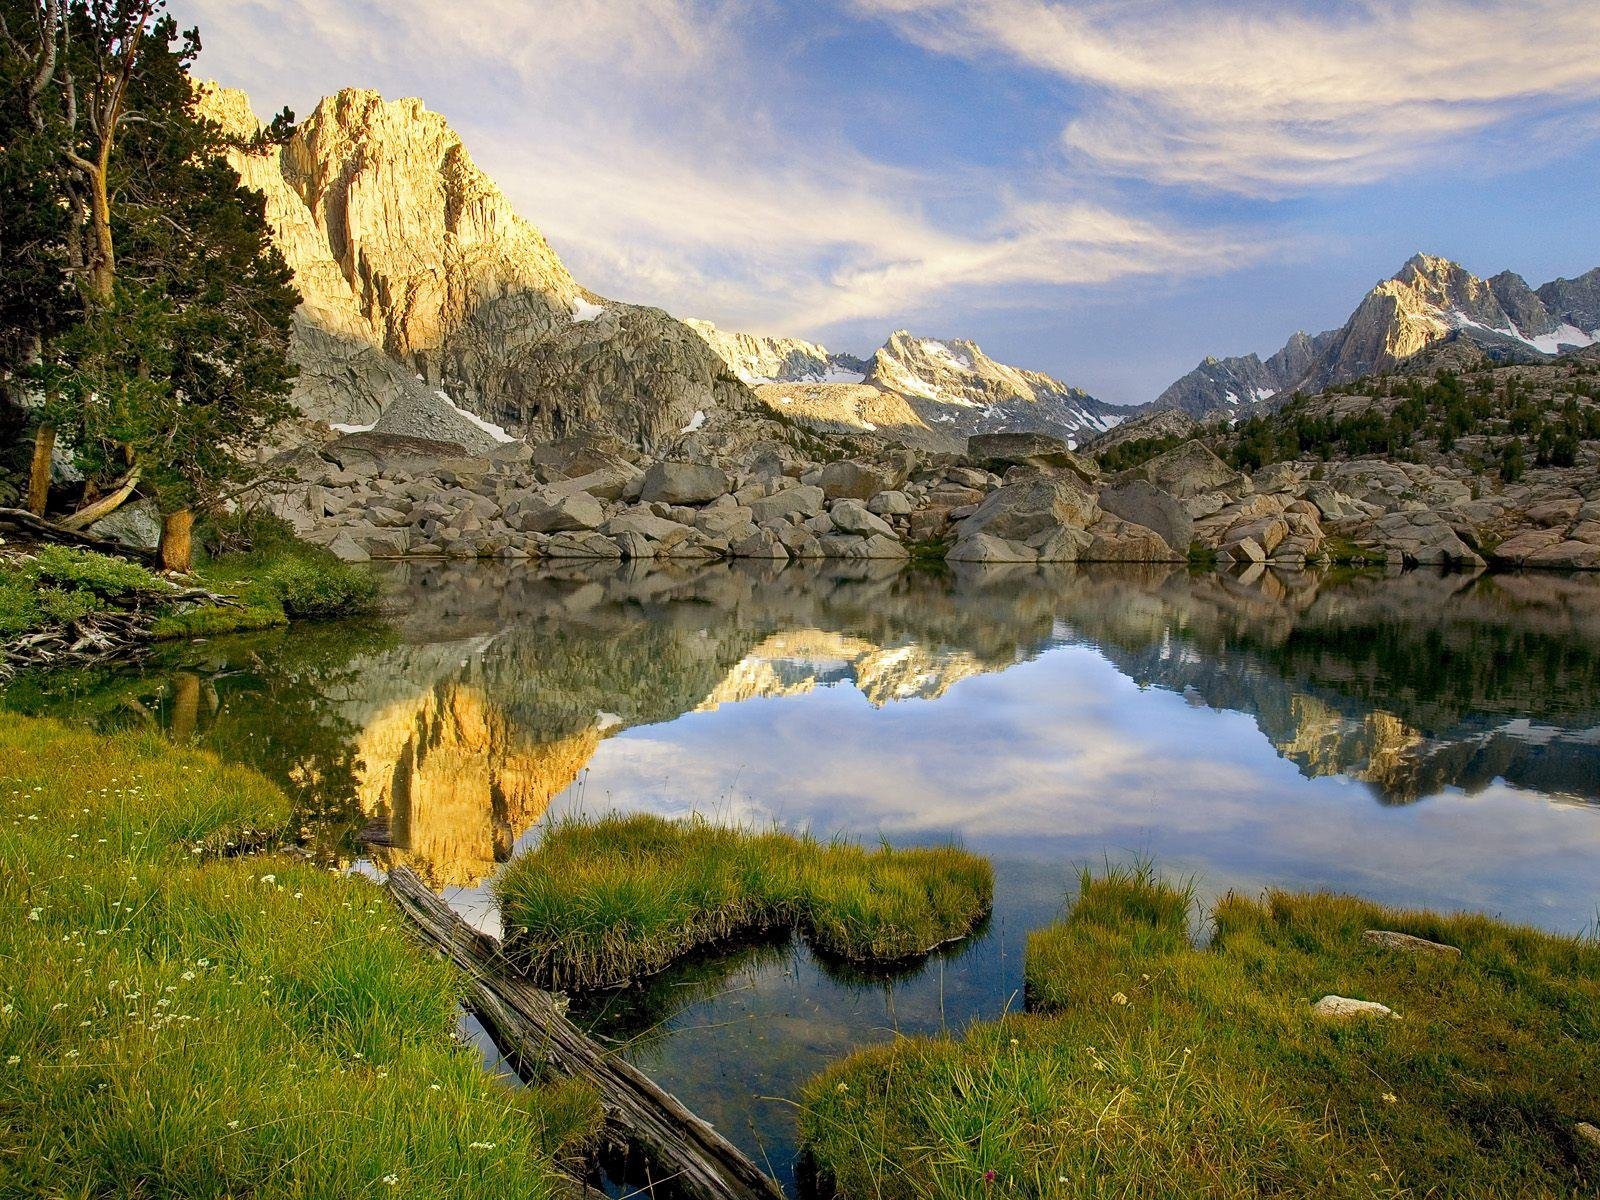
354;681;601;888
197;84;747;446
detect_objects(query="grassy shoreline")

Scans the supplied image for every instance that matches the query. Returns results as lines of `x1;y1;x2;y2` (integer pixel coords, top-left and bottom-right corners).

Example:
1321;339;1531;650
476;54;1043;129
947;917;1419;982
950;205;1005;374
0;715;600;1196
496;813;994;991
799;864;1600;1198
0;520;378;676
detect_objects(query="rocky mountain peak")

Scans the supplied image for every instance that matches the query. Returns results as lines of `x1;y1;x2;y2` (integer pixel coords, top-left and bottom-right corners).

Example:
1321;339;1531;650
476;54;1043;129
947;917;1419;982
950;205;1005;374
1153;253;1600;418
199;83;745;448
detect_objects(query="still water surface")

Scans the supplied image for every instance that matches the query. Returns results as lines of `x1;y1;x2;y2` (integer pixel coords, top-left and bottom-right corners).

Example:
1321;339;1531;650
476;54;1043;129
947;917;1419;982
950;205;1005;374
10;560;1600;1192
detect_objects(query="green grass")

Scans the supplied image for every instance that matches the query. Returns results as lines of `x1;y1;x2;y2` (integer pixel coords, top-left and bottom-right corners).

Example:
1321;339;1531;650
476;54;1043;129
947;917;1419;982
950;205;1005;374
495;813;993;991
0;715;601;1197
799;863;1600;1199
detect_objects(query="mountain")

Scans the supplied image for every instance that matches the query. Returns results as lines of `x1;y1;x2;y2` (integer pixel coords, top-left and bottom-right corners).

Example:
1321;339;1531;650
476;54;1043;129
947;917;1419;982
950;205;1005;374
1156;254;1600;417
199;85;748;450
690;322;1125;449
864;330;1123;444
684;320;870;385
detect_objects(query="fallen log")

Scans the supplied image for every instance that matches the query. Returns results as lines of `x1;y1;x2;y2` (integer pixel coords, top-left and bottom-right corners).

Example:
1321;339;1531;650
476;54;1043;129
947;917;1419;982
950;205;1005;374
386;867;784;1200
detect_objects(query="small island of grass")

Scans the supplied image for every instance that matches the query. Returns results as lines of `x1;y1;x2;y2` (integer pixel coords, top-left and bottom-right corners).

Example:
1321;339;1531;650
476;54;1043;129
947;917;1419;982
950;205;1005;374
495;813;994;991
0;715;599;1197
798;864;1600;1198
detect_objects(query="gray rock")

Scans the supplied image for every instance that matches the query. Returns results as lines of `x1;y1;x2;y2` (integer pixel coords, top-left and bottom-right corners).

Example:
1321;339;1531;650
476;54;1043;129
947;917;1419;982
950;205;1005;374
1362;930;1462;958
830;499;897;539
948;533;1037;563
867;490;913;516
87;498;162;552
731;529;790;560
749;484;826;524
1097;480;1193;554
959;475;1099;543
603;509;692;544
968;432;1099;483
640;461;730;506
326;531;371;562
818;460;890;501
543;532;624;559
1119;440;1247;499
515;491;605;534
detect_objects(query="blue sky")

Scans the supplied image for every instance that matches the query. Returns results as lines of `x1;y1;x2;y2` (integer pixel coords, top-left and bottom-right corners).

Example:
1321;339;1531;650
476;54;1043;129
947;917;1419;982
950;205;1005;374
183;0;1600;404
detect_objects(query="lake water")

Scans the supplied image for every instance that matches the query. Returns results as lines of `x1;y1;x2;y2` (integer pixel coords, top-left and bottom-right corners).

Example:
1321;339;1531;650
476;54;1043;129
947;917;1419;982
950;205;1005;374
10;559;1600;1194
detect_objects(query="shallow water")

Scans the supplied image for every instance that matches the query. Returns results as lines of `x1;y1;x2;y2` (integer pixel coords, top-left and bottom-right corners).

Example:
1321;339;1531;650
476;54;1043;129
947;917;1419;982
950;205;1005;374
11;559;1600;1193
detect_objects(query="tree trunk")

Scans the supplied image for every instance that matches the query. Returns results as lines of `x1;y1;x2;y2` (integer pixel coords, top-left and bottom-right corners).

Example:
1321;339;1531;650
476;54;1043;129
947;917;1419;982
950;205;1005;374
159;508;193;573
85;162;115;301
59;466;141;530
26;424;56;515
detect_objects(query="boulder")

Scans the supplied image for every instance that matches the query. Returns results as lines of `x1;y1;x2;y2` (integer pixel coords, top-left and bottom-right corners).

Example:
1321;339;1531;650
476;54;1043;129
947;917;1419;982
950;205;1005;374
602;509;693;545
947;533;1037;563
1097;480;1193;554
546;462;642;502
830;500;897;539
543;532;624;559
86;498;162;552
818;460;891;501
958;475;1099;543
748;484;825;524
639;461;730;506
731;529;790;560
868;490;913;516
325;531;370;562
817;533;910;560
514;491;605;534
967;432;1099;483
1086;515;1181;562
1119;440;1246;499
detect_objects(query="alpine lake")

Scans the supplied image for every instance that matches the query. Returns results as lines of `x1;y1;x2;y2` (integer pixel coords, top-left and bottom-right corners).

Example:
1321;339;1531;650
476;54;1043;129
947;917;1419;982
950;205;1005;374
8;558;1600;1196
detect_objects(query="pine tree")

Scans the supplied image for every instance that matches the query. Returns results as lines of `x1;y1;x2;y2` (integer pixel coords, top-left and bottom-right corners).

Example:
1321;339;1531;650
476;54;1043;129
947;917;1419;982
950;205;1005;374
14;1;299;569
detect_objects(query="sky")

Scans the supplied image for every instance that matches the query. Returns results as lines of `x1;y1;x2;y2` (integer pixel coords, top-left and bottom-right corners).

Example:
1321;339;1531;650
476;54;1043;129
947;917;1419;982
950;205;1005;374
180;0;1600;405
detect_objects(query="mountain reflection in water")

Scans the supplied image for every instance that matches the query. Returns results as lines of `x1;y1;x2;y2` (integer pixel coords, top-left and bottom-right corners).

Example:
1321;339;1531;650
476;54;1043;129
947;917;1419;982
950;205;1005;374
10;559;1600;900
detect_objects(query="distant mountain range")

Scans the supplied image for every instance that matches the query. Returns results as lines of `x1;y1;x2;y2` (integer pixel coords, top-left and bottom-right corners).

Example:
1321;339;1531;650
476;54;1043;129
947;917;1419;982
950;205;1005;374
687;321;1125;447
199;82;1600;454
1153;254;1600;417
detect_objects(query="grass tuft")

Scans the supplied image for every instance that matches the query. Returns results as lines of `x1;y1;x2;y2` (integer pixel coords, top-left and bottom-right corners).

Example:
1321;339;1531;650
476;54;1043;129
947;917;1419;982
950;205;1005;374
800;866;1600;1198
0;715;600;1196
495;813;993;991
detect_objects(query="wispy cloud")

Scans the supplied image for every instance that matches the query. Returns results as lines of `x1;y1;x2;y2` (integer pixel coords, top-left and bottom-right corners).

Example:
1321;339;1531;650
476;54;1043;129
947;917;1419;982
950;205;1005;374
852;0;1600;194
183;0;1250;337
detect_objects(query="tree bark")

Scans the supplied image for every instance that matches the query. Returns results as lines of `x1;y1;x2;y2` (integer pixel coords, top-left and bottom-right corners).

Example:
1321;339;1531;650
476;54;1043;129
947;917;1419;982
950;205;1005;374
159;508;193;573
59;466;141;530
26;424;56;515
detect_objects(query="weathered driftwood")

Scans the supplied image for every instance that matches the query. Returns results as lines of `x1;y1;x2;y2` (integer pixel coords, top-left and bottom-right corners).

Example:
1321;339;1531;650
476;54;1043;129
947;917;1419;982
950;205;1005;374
386;867;784;1200
0;505;154;559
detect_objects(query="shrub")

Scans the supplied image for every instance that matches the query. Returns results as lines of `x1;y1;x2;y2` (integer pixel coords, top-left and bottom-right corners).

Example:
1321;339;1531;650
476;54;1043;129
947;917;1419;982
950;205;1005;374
263;555;379;620
25;545;164;599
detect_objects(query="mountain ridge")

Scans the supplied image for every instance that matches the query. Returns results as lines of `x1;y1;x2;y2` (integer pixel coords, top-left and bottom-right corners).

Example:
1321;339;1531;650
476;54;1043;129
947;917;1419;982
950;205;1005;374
1154;253;1600;418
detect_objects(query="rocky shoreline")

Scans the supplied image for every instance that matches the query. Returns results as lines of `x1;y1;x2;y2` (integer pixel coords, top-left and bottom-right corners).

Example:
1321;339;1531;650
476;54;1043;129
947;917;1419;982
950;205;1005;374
251;426;1599;571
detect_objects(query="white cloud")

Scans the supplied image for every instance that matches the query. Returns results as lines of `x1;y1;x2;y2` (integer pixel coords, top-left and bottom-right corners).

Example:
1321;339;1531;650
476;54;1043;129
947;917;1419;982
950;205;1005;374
852;0;1600;194
182;0;1251;339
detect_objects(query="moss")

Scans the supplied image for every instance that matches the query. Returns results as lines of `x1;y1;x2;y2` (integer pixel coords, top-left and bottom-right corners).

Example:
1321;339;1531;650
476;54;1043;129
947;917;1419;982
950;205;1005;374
495;813;993;991
799;864;1600;1198
0;715;600;1196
